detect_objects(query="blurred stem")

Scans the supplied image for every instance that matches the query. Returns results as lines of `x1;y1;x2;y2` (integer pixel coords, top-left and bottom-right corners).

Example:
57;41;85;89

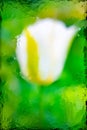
39;85;44;128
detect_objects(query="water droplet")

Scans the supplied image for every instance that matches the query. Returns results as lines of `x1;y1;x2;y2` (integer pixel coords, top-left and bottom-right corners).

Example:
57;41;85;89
17;42;20;47
78;28;81;31
36;16;39;21
77;34;80;37
13;57;16;60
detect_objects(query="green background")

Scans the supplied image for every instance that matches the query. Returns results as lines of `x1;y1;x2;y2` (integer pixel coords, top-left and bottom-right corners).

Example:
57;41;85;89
0;0;87;129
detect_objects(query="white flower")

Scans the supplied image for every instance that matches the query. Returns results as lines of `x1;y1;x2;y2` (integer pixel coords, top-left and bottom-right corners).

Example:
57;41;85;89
16;18;78;85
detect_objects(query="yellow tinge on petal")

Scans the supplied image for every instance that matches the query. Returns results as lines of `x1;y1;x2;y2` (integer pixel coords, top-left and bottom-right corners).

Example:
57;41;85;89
16;19;78;85
25;29;39;82
25;29;53;84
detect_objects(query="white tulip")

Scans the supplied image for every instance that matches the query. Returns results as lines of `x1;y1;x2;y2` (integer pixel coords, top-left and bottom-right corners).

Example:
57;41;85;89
16;18;78;84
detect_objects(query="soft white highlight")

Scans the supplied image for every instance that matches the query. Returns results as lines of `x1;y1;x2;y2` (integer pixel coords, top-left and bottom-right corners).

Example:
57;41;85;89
16;33;28;77
16;18;78;83
28;19;78;81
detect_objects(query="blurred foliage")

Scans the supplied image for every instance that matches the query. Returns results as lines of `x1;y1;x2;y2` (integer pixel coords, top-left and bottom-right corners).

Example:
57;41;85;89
0;0;87;129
